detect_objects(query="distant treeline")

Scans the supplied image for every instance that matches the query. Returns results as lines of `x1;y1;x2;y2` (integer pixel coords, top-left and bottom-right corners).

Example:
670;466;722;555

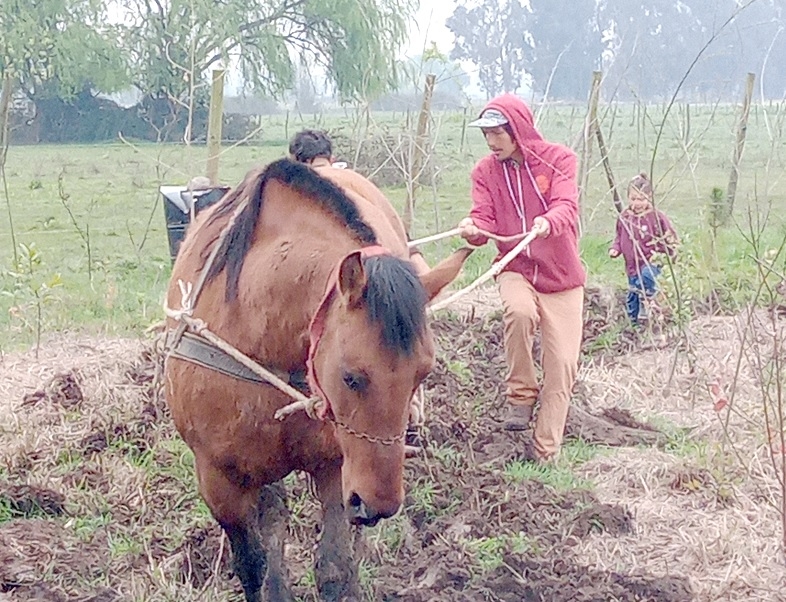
8;89;262;145
7;88;472;145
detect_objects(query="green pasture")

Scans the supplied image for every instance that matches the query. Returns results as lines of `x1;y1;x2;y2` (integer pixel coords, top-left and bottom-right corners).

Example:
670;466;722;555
2;102;786;350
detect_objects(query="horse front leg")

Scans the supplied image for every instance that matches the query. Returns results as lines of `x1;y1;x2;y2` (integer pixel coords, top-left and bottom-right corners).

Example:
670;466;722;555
197;462;294;602
312;460;362;602
255;482;294;601
223;521;265;602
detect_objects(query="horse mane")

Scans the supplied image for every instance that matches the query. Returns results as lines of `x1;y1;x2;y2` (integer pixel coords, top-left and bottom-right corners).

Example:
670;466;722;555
362;255;427;355
205;158;378;302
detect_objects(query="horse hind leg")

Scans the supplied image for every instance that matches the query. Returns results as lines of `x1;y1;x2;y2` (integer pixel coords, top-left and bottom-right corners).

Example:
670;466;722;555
312;460;362;602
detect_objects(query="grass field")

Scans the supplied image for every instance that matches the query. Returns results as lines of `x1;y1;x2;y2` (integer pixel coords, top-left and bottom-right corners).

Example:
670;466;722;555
1;102;785;349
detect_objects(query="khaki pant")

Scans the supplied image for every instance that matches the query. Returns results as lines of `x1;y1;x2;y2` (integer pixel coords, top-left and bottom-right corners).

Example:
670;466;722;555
497;272;584;459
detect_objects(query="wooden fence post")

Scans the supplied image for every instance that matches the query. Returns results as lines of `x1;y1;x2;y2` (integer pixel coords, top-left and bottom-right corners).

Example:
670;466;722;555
578;71;602;218
596;124;622;214
726;72;755;216
459;106;468;154
0;73;13;164
0;72;18;264
404;73;436;235
206;69;225;185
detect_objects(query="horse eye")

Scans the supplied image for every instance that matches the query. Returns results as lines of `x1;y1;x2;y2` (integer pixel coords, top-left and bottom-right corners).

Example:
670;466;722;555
342;371;368;394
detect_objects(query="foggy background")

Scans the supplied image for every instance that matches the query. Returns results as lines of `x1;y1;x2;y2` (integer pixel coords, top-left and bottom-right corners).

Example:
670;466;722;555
1;0;783;144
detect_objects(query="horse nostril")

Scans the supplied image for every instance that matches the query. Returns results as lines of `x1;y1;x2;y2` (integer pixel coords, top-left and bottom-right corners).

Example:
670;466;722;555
348;492;362;509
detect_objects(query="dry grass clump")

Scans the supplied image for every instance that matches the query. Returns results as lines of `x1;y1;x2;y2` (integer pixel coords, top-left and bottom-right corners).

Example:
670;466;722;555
573;448;784;602
579;312;786;600
329;129;437;188
0;334;231;600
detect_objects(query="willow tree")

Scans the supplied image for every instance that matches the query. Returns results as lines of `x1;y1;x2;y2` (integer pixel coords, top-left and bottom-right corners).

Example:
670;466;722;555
119;0;416;137
0;0;128;104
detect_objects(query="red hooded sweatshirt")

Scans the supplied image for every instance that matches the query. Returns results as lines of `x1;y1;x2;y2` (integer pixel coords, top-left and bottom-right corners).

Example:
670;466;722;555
466;94;586;294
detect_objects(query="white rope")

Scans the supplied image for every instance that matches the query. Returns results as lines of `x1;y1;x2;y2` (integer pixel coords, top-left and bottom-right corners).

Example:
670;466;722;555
162;305;325;420
162;279;195;321
409;226;530;248
408;228;462;248
428;230;537;314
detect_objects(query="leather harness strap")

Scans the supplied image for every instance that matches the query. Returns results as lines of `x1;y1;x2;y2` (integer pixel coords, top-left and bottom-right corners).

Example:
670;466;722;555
167;330;310;394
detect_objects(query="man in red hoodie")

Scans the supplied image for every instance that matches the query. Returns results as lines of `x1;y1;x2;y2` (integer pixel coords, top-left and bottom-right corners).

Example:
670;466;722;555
458;94;586;463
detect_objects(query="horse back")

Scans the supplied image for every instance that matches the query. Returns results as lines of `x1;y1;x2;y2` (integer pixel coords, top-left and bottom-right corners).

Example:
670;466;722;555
314;166;409;248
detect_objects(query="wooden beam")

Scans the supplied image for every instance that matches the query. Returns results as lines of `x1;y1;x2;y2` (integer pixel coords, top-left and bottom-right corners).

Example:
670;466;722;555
206;69;225;185
726;72;755;215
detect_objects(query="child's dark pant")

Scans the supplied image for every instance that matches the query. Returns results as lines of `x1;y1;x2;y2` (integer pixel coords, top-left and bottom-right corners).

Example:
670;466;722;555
627;265;661;323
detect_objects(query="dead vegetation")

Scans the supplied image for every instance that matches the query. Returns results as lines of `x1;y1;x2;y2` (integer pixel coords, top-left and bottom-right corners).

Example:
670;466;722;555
0;291;784;601
328;129;437;188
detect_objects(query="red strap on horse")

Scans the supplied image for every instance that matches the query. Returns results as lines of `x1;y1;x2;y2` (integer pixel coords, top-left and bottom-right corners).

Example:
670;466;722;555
307;245;389;419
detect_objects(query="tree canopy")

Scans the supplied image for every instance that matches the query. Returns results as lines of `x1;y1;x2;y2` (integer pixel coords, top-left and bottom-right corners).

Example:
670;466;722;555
0;0;128;99
3;0;417;106
115;0;417;102
447;0;530;97
446;0;786;100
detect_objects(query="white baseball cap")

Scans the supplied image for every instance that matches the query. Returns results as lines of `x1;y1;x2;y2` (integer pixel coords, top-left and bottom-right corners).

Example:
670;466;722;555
468;109;508;128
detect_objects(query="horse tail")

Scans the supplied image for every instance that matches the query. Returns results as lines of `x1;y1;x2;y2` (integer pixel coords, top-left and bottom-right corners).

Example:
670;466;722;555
206;159;377;303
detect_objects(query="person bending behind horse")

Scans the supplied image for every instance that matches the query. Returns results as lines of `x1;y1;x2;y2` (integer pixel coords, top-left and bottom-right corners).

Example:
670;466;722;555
288;129;431;275
457;94;585;464
608;173;678;326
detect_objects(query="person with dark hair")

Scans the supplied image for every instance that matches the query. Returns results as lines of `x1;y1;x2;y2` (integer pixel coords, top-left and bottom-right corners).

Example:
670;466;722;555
288;129;334;165
609;173;678;325
457;94;585;464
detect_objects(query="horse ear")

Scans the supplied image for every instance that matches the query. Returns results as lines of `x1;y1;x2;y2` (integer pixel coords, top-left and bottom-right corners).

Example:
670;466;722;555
419;247;475;302
338;251;367;309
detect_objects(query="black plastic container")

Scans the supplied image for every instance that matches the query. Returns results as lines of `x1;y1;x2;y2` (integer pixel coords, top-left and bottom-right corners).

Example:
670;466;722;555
161;185;229;262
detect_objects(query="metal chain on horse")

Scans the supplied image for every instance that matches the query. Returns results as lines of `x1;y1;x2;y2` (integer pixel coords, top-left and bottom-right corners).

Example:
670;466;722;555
162;311;405;444
162;197;403;444
332;417;407;446
165;217;531;443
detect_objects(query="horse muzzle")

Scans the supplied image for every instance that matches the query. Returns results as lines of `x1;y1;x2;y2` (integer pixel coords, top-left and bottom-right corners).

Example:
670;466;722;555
346;491;399;527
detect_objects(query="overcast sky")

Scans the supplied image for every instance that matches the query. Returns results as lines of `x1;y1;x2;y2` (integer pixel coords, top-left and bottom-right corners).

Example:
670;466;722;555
406;0;459;56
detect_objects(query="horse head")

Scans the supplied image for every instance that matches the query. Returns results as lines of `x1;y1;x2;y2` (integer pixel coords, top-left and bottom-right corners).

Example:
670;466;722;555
308;247;464;526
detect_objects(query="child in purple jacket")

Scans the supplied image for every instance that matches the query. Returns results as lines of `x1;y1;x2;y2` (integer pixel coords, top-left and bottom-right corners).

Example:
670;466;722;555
609;173;678;324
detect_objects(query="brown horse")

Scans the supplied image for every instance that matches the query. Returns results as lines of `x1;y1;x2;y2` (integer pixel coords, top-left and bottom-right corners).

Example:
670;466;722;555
164;159;471;601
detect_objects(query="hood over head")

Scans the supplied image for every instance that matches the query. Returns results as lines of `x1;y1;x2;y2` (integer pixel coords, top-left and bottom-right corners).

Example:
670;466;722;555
470;94;549;159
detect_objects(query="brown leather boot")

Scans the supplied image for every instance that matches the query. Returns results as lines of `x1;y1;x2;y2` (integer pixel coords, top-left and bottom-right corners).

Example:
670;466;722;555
503;404;533;431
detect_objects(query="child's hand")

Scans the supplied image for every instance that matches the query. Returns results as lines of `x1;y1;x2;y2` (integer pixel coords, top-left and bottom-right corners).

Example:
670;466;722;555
608;248;620;258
